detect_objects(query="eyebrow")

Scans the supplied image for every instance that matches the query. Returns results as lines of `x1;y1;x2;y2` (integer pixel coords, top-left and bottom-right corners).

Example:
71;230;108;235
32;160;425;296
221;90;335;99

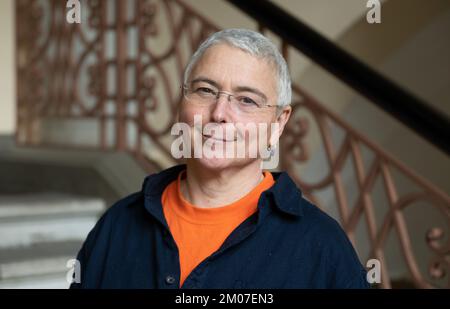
190;76;268;101
234;86;267;101
190;77;220;89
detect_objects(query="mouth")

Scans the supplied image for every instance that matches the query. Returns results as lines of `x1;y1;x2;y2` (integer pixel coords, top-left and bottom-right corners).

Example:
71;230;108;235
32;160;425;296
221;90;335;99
202;134;236;142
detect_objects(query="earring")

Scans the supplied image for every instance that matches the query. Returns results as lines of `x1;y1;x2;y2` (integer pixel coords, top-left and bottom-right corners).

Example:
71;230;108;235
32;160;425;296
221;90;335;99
267;144;276;157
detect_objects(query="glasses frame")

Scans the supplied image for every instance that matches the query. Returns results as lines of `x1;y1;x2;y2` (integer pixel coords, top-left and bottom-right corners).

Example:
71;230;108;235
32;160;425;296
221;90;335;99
181;84;279;110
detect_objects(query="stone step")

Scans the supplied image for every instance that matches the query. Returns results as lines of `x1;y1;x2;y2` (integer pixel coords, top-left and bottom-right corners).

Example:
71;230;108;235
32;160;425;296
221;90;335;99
0;273;71;289
0;193;105;248
0;240;81;289
0;193;105;219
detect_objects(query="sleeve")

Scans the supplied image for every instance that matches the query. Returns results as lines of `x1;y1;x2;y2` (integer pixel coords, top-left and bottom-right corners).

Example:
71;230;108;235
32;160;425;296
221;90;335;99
69;211;110;289
343;269;371;289
325;223;371;289
69;192;142;289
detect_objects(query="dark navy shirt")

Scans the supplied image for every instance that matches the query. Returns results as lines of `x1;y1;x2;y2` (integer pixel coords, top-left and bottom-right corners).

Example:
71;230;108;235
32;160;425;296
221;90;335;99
70;164;369;288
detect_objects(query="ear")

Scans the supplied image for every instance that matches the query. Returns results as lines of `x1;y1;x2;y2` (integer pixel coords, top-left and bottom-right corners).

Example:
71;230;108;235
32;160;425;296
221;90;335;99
270;105;292;146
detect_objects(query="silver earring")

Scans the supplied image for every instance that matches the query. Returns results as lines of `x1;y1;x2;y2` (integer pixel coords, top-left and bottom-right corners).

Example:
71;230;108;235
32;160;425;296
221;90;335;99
267;145;276;157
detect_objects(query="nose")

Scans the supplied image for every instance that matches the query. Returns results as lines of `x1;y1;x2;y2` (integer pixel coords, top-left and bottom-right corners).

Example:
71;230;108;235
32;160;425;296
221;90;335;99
211;92;232;123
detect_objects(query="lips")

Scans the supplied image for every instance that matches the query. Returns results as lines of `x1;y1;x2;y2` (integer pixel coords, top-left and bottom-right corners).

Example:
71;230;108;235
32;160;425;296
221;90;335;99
202;134;236;142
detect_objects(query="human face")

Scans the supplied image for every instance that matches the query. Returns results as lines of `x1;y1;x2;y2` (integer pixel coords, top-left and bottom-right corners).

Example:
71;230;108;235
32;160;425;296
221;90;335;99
178;43;291;171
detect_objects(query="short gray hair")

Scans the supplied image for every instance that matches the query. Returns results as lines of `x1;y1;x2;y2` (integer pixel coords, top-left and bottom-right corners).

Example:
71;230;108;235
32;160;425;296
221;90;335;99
183;28;292;107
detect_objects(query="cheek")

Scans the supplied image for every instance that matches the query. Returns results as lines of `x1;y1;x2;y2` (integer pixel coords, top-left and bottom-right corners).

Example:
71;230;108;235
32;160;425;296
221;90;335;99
239;119;273;146
178;103;206;126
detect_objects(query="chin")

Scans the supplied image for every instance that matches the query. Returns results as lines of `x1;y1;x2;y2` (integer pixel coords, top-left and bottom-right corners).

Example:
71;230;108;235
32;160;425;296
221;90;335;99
190;157;252;172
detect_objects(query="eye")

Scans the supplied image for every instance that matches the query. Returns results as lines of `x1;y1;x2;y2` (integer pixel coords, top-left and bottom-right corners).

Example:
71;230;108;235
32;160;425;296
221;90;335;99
195;87;217;96
237;96;259;106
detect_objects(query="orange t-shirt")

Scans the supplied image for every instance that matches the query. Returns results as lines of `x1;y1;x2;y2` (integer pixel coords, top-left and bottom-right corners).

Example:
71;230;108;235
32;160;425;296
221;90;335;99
161;170;275;287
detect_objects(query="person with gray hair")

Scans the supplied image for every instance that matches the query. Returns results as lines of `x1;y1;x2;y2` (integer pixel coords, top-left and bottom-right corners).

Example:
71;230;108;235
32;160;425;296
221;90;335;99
71;28;369;289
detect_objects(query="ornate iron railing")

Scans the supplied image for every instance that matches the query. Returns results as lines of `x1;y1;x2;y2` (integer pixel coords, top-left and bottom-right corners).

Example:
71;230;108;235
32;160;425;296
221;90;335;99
15;0;450;288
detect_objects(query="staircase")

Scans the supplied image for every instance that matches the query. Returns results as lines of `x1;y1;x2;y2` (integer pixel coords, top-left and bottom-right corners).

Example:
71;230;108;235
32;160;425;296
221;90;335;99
0;135;143;288
0;193;104;288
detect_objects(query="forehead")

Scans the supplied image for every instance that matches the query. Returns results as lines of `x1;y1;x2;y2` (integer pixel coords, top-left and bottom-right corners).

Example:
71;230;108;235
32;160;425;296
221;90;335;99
189;43;277;93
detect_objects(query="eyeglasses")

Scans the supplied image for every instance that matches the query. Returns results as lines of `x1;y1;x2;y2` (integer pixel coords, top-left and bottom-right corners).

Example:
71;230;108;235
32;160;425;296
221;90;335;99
182;84;278;114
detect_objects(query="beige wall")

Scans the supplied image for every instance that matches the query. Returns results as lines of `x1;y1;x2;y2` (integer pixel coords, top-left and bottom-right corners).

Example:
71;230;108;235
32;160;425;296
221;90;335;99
185;0;377;86
0;0;15;135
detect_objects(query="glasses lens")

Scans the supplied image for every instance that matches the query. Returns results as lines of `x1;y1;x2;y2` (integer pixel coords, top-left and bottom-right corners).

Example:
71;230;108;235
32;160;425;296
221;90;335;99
231;94;266;113
184;85;218;106
183;85;269;113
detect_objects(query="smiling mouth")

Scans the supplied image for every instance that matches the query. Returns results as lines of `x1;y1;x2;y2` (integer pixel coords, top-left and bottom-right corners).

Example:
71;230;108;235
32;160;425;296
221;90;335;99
202;134;236;142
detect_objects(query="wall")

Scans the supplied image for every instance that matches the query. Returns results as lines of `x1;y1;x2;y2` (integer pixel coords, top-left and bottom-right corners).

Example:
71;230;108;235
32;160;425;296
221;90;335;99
0;0;15;135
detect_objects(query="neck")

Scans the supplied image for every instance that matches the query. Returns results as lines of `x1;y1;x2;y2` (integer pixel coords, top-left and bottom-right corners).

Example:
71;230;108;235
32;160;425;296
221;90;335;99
181;160;264;208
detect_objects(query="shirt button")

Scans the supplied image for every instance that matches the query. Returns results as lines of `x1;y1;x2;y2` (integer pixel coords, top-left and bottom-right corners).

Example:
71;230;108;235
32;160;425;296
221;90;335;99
165;275;176;285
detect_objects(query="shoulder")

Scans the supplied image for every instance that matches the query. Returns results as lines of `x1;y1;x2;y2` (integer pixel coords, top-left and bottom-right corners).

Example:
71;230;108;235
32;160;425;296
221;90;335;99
300;198;348;241
88;165;185;235
270;171;356;251
69;190;146;288
101;191;143;220
81;191;143;247
298;198;369;288
298;198;355;255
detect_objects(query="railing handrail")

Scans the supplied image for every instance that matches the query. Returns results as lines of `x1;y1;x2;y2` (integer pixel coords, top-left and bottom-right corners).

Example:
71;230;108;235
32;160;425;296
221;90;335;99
227;0;450;156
